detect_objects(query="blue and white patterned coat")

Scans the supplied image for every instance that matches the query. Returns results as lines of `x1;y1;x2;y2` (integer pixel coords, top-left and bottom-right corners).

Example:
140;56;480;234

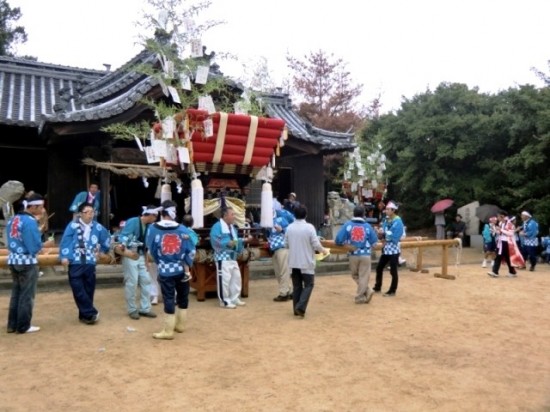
6;212;43;265
146;221;195;277
210;219;244;261
522;218;539;247
69;191;101;214
59;220;111;265
267;210;294;252
542;236;550;255
335;217;378;256
381;216;404;255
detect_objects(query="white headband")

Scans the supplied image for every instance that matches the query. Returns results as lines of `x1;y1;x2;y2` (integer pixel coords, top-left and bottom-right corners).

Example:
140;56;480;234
23;200;44;208
386;201;398;210
165;206;177;220
142;206;163;216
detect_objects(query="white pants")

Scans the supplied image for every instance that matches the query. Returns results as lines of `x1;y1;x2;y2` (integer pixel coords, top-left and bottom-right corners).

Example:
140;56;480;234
147;262;160;299
216;260;242;307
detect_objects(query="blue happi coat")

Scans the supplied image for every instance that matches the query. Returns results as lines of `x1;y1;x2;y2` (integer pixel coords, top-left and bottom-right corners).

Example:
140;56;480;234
335;217;378;256
59;220;111;265
6;212;43;265
146;221;195;277
380;216;404;255
210;219;244;261
69;191;101;214
522;218;539;247
267;209;295;252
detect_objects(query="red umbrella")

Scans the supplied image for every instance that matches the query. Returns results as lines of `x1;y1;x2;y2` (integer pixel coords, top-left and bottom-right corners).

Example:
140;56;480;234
431;198;454;213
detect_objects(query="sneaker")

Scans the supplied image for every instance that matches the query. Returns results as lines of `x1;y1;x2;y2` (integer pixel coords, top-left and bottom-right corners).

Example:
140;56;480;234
372;288;381;293
487;272;499;278
151;296;158;305
139;311;157;318
294;309;305;317
529;266;535;272
129;311;140;320
365;290;374;304
507;272;518;277
80;313;99;325
273;294;290;302
481;261;487;268
221;303;237;309
7;327;15;333
383;291;396;297
233;299;246;306
25;326;40;333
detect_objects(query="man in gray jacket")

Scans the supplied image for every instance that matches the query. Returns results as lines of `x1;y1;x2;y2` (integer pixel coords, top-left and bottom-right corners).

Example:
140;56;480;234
284;205;328;318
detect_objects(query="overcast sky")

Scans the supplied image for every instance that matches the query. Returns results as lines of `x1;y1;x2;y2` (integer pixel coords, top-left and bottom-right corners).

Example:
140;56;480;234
9;0;550;112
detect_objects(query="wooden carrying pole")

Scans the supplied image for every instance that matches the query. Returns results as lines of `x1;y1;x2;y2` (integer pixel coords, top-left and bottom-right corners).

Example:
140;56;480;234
321;238;461;280
0;250;114;267
0;247;59;256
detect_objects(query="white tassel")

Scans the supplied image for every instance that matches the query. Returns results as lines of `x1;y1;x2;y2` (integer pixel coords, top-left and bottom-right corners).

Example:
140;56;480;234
260;182;273;228
191;178;204;228
154;178;162;199
160;183;172;203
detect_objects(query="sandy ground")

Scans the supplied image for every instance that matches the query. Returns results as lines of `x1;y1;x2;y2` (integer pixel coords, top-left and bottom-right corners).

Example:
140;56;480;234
1;246;549;412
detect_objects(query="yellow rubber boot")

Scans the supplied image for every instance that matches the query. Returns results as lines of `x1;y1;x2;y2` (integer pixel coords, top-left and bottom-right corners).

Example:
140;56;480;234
153;314;176;340
174;308;187;333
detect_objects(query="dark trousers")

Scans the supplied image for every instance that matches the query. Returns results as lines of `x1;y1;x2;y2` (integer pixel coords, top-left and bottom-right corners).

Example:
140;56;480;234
375;254;399;293
492;241;516;275
522;245;537;268
68;264;98;321
159;274;189;314
291;268;314;314
8;264;39;333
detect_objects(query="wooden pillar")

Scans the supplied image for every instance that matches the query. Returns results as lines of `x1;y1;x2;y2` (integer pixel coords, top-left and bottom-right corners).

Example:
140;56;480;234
99;169;110;229
434;245;456;280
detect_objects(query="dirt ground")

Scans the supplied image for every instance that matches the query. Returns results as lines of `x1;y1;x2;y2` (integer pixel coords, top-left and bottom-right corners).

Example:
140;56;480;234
1;246;549;412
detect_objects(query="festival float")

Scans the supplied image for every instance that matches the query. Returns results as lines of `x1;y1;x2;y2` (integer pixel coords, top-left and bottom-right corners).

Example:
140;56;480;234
107;106;287;301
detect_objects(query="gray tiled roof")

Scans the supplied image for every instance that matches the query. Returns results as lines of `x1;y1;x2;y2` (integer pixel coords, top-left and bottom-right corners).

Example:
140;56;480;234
45;50;161;125
0;53;355;155
0;56;105;127
0;51;162;129
260;93;356;152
